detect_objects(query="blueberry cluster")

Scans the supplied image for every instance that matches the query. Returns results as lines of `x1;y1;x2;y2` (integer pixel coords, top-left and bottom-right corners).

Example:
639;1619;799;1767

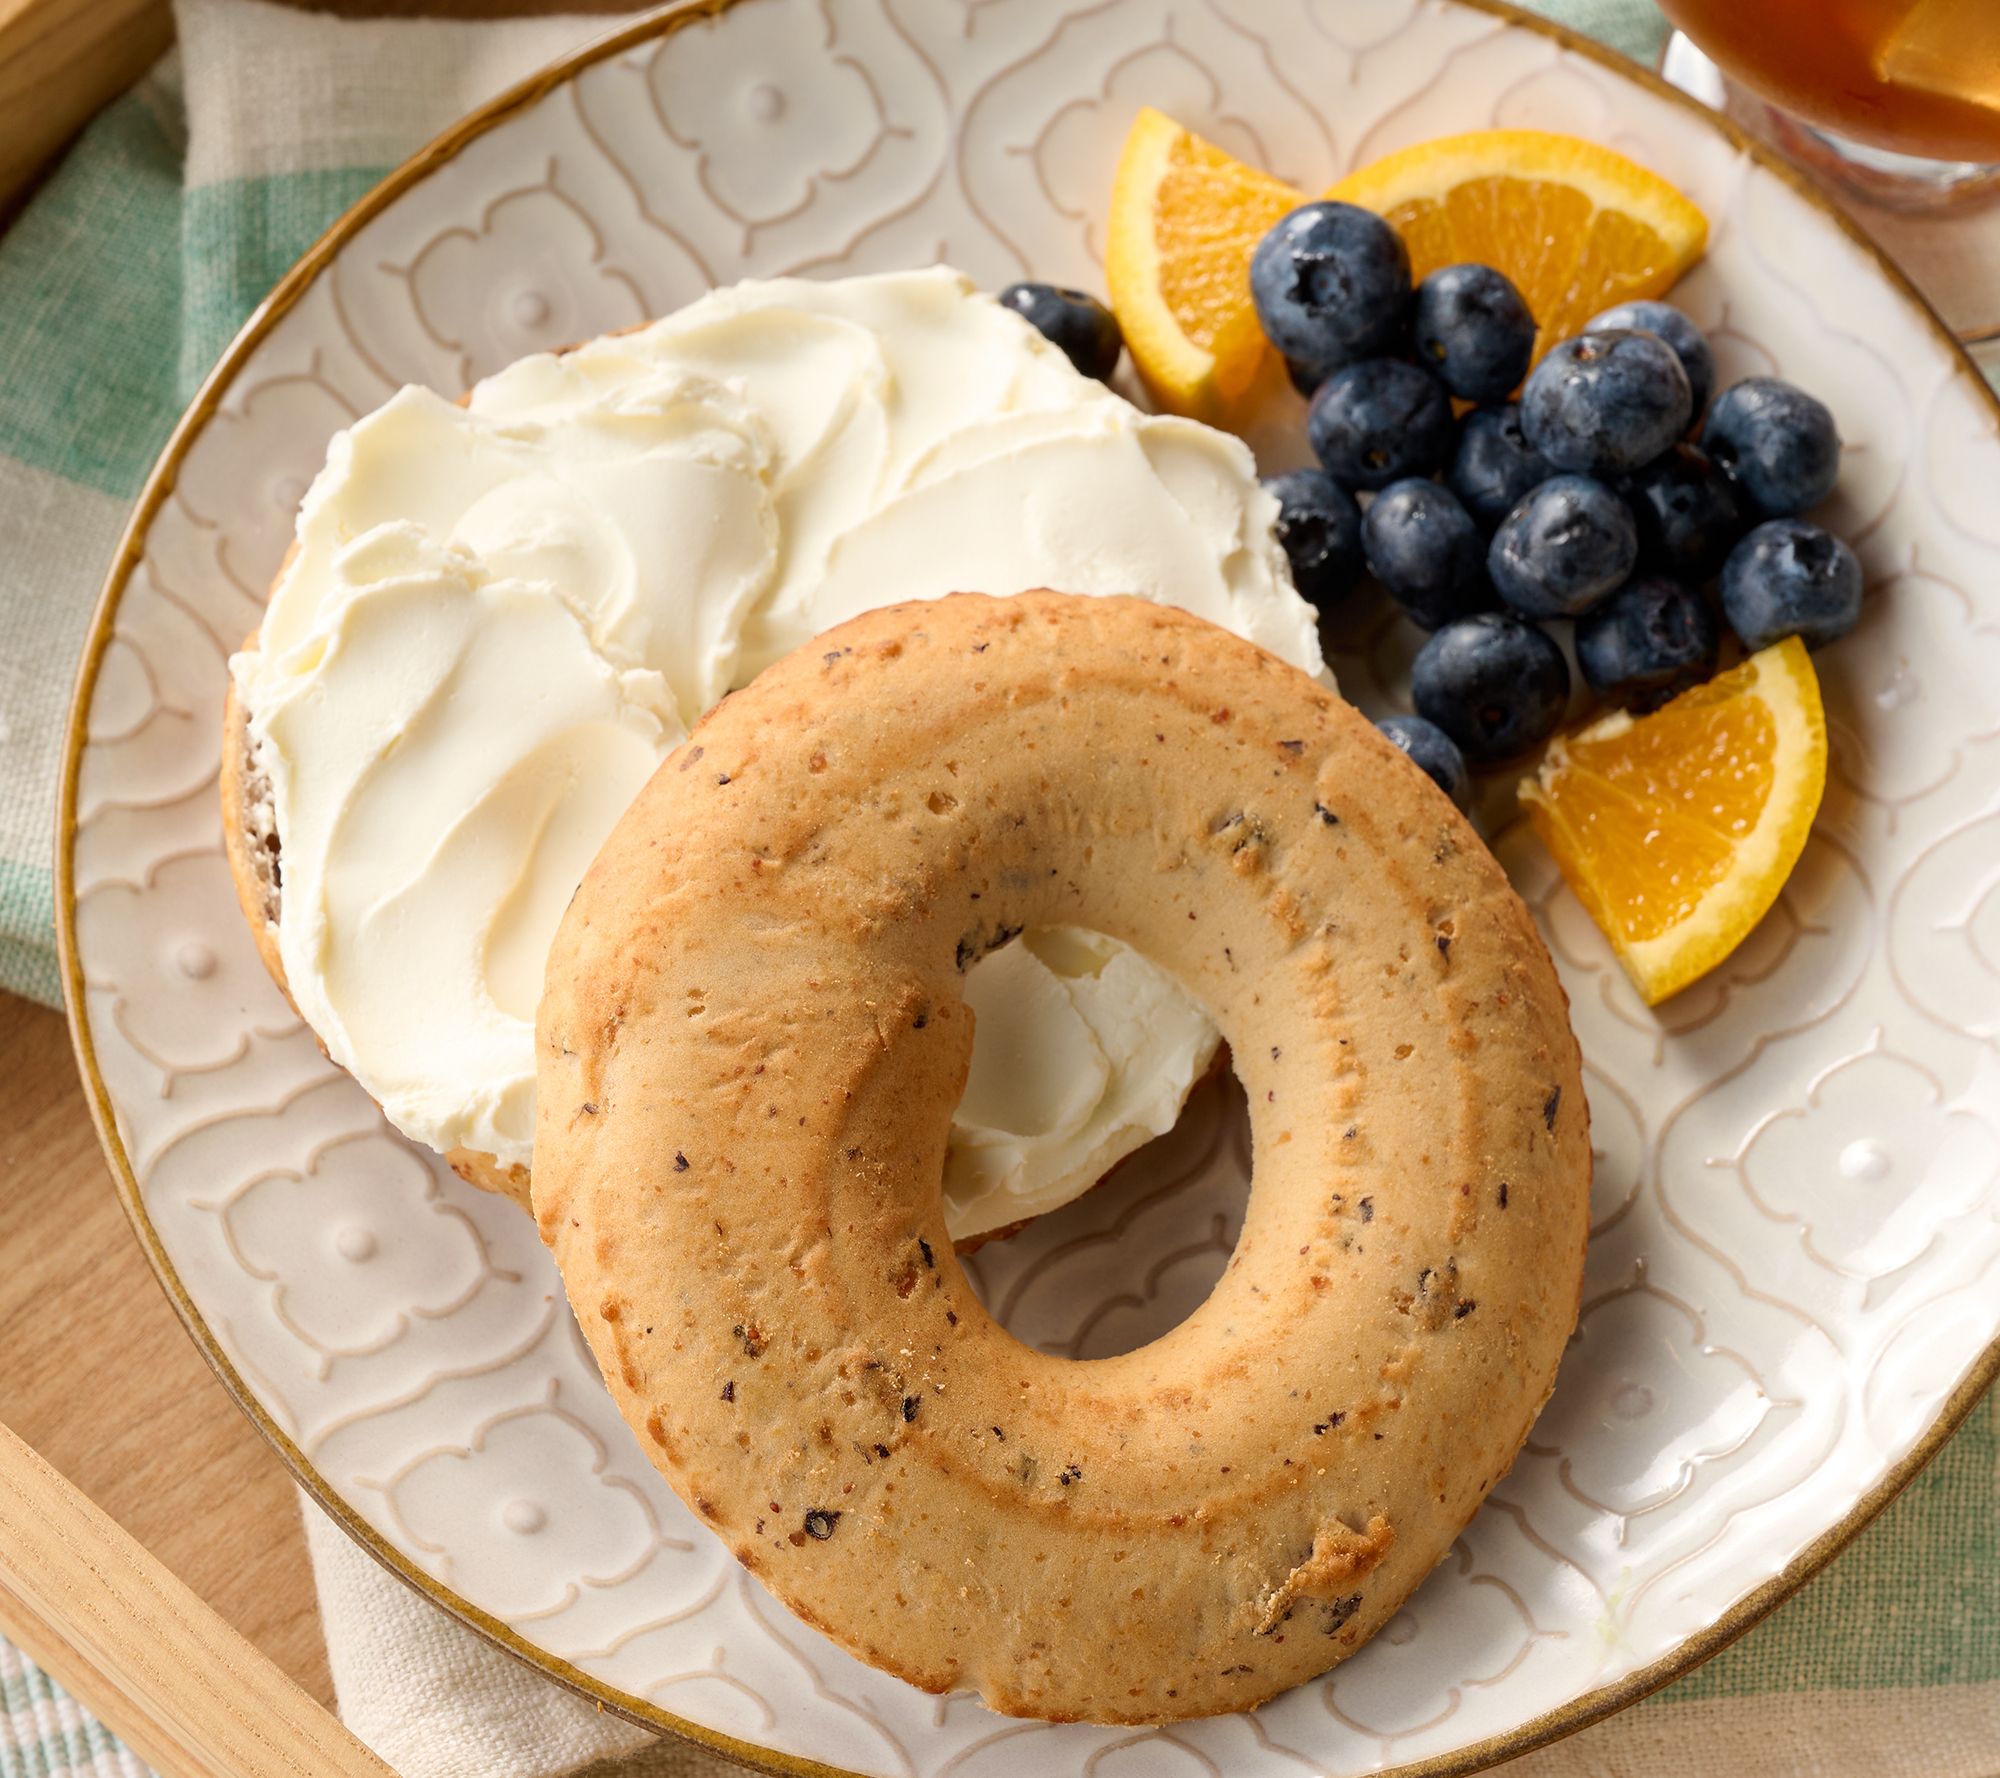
1245;201;1862;791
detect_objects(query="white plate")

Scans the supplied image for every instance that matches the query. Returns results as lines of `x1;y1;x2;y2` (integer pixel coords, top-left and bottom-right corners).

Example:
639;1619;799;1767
59;2;2000;1774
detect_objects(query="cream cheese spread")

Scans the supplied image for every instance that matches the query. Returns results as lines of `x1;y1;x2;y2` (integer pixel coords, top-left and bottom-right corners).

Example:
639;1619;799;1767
233;267;1320;1234
944;929;1219;1239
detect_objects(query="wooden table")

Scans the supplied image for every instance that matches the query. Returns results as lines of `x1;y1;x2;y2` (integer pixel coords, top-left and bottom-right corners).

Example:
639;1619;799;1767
0;986;334;1707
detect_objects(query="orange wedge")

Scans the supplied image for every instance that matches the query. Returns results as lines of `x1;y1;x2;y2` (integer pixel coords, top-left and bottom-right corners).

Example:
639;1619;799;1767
1519;638;1826;1005
1328;130;1708;356
1106;107;1305;422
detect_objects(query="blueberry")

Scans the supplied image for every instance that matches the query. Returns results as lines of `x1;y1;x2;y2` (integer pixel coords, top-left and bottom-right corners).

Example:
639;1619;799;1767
1307;359;1453;491
1488;473;1638;619
1361;479;1492;630
1412;613;1570;763
996;282;1123;381
1585;300;1714;418
1263;469;1365;611
1521;330;1692;476
1286;357;1326;398
1250;202;1412;378
1377;714;1470;809
1720;519;1863;649
1412;263;1535;403
1575;574;1720;709
1448;403;1556;531
1619;443;1746;580
1702;378;1841;517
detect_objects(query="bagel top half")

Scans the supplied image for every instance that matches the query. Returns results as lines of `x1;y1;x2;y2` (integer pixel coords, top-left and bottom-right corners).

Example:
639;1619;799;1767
535;590;1590;1724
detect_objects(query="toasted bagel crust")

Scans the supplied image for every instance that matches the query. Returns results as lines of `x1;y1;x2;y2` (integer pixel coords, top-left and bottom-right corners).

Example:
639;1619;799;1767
535;591;1591;1722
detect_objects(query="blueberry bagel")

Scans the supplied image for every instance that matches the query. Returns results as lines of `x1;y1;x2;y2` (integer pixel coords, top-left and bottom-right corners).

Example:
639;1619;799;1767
535;590;1591;1723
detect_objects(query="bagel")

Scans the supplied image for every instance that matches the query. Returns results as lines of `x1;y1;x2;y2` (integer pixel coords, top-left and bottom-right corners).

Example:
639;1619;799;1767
220;624;1220;1229
219;269;1322;1237
535;589;1590;1723
221;640;539;1209
219;642;535;1207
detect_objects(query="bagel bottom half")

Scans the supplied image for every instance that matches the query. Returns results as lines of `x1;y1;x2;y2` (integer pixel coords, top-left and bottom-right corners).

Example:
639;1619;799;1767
217;654;533;1209
535;590;1590;1723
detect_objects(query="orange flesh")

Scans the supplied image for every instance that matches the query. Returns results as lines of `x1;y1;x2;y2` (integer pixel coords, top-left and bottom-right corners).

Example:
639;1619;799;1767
1152;136;1302;354
1529;662;1780;946
1384;177;1687;354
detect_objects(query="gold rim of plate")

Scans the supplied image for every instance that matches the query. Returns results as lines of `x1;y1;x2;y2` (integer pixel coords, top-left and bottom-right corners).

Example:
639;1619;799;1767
51;1;2000;1773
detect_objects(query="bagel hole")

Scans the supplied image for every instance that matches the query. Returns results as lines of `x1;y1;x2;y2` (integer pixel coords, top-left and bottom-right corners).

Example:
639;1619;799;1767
949;923;1252;1358
956;1067;1251;1359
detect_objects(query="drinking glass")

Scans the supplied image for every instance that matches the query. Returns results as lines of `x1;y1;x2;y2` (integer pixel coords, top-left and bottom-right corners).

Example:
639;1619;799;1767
1656;0;2000;208
1656;0;2000;373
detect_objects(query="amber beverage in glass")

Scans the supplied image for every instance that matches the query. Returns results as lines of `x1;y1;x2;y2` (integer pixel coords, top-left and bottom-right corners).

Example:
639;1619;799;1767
1657;0;2000;191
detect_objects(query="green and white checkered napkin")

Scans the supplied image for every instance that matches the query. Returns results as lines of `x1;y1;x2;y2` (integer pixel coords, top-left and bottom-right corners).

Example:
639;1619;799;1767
0;0;1994;1774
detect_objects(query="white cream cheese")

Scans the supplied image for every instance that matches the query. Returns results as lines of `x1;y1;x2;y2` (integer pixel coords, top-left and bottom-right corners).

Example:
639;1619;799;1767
945;929;1219;1238
233;267;1320;1230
